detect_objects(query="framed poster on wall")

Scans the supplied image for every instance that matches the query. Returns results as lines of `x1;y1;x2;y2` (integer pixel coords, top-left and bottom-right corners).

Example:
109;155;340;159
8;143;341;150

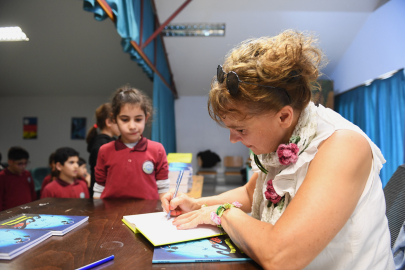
71;117;86;140
23;117;37;139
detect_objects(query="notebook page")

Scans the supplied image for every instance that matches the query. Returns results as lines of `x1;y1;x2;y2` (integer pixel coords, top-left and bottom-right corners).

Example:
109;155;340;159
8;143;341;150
123;212;224;246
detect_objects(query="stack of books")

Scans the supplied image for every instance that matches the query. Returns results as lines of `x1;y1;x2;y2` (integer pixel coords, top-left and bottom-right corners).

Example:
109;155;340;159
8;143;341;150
0;229;52;260
122;212;252;263
169;162;193;193
0;213;88;260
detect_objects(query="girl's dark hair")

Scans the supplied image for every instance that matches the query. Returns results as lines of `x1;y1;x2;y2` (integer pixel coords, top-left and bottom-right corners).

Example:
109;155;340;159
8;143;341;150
86;103;113;144
111;85;153;123
48;152;55;166
78;157;86;167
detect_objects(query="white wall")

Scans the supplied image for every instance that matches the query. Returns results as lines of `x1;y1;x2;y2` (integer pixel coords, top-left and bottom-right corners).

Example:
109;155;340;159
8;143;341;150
0;0;154;169
175;96;250;173
330;0;405;94
0;95;154;169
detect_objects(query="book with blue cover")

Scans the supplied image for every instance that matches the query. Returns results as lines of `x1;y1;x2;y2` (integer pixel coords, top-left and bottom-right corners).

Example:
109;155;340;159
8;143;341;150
0;213;88;236
0;228;52;260
152;234;251;263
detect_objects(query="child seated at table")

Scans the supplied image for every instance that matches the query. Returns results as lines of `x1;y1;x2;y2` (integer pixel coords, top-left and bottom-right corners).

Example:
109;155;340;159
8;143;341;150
0;146;36;211
41;147;89;199
77;157;90;188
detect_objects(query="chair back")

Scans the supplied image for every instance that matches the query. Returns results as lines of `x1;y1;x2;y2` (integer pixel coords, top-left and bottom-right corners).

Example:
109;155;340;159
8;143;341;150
224;156;243;168
384;164;405;248
30;167;51;192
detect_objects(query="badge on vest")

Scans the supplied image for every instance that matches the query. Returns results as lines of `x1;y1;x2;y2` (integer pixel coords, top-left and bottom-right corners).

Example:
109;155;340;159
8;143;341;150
27;177;31;183
80;192;85;198
142;161;154;174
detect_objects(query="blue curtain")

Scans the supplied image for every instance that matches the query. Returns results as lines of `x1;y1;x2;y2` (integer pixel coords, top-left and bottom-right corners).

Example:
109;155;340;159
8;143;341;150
83;0;154;78
151;36;176;154
335;70;405;187
83;0;177;153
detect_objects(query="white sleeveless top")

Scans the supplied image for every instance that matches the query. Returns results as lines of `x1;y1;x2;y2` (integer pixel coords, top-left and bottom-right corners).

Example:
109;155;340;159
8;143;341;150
252;104;395;269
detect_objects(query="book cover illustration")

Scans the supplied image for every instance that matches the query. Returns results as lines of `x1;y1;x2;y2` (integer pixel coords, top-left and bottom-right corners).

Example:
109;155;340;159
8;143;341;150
152;234;251;263
0;214;88;235
0;229;52;260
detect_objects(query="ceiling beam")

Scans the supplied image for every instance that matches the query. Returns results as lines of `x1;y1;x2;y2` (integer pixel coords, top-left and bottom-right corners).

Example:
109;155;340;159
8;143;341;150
142;0;192;49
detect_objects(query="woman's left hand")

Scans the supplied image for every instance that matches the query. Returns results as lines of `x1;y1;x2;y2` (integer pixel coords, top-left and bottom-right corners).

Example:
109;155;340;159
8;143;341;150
172;205;219;230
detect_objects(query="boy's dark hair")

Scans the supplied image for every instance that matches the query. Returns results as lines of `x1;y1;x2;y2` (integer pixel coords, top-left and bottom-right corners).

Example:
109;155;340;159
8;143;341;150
48;152;56;166
8;147;29;161
54;147;79;166
78;157;86;167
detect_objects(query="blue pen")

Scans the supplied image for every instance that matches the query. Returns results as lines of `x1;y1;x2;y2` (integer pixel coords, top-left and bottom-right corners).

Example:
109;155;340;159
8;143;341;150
167;170;184;219
76;255;114;270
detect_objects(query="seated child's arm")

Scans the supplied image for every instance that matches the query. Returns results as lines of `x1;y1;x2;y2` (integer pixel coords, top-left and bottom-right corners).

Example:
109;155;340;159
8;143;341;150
94;147;108;199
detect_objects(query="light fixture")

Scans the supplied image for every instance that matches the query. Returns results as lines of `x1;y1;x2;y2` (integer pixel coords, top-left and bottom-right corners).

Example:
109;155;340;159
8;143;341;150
0;27;29;42
162;23;225;37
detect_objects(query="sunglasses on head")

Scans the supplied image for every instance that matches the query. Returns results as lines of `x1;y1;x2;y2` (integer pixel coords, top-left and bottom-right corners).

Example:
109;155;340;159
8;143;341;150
216;65;291;103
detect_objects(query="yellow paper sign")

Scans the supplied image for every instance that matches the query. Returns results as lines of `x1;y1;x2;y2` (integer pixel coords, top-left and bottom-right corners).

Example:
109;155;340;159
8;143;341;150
167;153;193;163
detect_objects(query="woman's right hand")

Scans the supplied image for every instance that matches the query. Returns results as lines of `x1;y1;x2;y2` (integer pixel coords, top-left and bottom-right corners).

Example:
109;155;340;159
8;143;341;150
161;190;200;217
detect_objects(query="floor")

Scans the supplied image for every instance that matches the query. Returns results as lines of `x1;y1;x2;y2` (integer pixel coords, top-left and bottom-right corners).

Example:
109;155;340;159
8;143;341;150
201;173;246;197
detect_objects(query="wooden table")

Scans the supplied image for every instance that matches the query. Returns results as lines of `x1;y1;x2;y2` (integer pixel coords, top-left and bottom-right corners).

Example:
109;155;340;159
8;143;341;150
0;198;261;270
186;175;204;199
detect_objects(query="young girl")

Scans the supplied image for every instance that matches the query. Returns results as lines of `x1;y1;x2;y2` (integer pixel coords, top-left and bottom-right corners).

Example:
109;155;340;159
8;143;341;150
162;30;394;269
93;86;169;200
86;103;120;198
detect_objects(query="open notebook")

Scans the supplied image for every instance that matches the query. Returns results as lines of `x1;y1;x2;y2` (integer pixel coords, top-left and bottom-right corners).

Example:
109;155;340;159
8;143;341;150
123;212;225;246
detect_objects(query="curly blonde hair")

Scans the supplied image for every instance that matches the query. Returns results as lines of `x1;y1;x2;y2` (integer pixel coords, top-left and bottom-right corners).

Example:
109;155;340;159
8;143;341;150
208;30;326;124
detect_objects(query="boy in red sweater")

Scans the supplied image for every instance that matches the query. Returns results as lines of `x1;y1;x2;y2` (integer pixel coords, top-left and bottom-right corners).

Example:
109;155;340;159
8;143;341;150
41;147;89;199
0;147;36;211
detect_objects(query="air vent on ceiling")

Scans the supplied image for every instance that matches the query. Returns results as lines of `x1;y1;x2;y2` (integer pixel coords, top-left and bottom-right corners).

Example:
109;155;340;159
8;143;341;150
162;24;225;37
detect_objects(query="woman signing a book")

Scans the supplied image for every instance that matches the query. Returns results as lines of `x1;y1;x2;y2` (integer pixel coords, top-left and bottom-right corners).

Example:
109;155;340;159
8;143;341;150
161;30;394;270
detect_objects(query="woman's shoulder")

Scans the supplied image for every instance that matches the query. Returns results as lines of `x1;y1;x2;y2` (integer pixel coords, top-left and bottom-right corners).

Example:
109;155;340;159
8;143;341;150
315;105;385;170
317;129;372;165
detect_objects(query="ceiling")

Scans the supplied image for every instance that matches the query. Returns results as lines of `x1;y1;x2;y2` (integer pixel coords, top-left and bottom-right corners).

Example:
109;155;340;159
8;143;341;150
0;0;388;97
0;0;153;98
155;0;387;96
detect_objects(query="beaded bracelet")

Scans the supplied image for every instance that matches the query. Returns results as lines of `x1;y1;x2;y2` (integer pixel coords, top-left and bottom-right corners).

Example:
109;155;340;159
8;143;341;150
210;202;242;228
